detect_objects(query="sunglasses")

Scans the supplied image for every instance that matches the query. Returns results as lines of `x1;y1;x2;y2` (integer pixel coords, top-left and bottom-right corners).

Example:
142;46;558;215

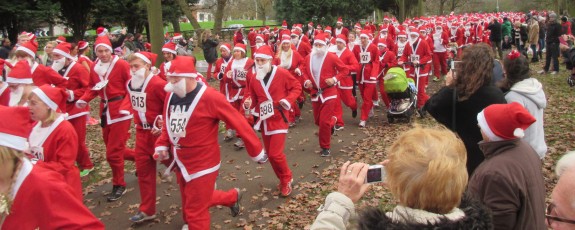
546;203;575;226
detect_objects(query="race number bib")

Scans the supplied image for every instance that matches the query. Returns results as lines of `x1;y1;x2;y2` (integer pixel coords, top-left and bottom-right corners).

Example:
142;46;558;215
169;111;188;138
235;69;247;80
220;65;226;74
397;47;405;57
359;52;371;64
259;100;274;121
29;146;44;161
411;55;420;63
92;80;108;91
129;91;147;113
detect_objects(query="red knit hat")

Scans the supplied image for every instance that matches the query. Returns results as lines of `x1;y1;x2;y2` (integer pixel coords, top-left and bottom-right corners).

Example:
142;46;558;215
133;51;157;66
16;40;38;58
53;42;74;59
336;34;347;44
6;60;33;84
31;85;68;113
78;40;89;50
96;27;108;37
162;42;177;55
0;106;33;151
254;45;274;60
56;36;66;43
94;36;113;52
314;33;328;45
233;43;247;53
219;43;232;52
477;102;536;141
167;56;197;78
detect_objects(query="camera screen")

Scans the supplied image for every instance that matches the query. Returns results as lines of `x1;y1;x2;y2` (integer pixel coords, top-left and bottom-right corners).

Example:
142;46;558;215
366;167;383;183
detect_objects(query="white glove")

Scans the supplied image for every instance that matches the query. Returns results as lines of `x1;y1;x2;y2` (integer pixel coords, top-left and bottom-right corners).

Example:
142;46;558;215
294;68;302;76
76;100;87;108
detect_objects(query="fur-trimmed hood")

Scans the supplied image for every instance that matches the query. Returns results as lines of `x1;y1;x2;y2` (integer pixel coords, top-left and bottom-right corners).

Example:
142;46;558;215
357;194;493;230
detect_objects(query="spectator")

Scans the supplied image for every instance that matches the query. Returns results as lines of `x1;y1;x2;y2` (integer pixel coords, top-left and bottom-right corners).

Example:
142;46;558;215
538;16;547;61
488;18;503;59
512;22;528;57
498;50;547;159
0;38;11;59
202;29;219;80
502;17;513;44
561;16;572;35
527;15;540;62
123;33;136;54
310;126;492;229
469;102;546;230
40;41;57;66
424;44;507;176
134;33;146;52
538;12;562;75
547;152;575;230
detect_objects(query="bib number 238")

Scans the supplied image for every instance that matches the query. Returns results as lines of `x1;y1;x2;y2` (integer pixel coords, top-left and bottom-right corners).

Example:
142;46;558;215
259;100;274;120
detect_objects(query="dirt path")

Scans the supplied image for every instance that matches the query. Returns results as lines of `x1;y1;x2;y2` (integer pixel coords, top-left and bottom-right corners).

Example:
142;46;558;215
85;93;372;229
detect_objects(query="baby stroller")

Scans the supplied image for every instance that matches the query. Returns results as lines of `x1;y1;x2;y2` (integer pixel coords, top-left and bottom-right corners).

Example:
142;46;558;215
384;67;417;123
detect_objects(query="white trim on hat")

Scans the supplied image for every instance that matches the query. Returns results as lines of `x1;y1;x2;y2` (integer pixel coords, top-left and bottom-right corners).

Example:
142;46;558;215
79;42;89;50
134;53;151;64
314;39;327;46
233;47;246;53
16;46;35;58
167;72;198;78
359;34;369;39
52;49;74;60
336;37;346;44
254;53;273;59
98;28;108;37
95;43;113;52
0;133;28;151
162;48;177;55
5;77;33;84
173;35;183;40
378;42;387;47
397;34;407;38
281;39;291;44
477;111;503;141
220;45;230;52
32;88;58;111
409;31;420;36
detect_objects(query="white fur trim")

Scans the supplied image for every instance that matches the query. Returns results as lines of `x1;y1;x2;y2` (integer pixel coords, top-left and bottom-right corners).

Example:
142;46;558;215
477;111;503;141
251;149;267;162
134;53;151;64
32;87;58;111
0;133;28;151
360;34;369;39
79;42;89;50
155;146;169;152
336;38;346;44
254;53;273;59
220;45;230;52
386;205;465;225
314;39;327;45
52;49;73;60
513;128;525;138
95;43;113;52
233;47;246;53
16;46;35;57
98;28;108;37
162;48;177;55
5;77;33;84
167;72;198;78
279;99;291;110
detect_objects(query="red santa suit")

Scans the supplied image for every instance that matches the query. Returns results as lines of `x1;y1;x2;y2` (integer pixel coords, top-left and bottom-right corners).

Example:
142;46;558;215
1;159;104;230
78;36;135;188
395;36;409;59
382;22;397;40
355;31;380;122
155;57;266;229
127;53;167;217
248;29;257;53
213;46;232;94
376;44;397;108
331;35;358;127
432;29;450;79
159;42;178;81
16;41;68;89
301;33;349;150
222;53;253;112
473;23;484;44
0;83;9;106
272;42;304;124
399;35;432;109
245;47;301;195
27;86;82;200
292;31;312;58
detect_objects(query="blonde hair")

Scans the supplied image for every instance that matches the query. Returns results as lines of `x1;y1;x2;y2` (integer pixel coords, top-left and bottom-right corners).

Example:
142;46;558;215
45;41;58;49
386;125;468;214
28;93;58;124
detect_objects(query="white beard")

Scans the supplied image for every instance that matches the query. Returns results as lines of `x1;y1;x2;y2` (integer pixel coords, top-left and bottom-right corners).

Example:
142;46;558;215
280;50;291;69
130;68;147;89
256;62;271;80
409;37;418;46
9;86;24;106
312;46;327;57
164;79;187;98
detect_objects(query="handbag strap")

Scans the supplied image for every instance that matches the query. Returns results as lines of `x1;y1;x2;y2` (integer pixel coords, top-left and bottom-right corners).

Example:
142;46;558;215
452;87;457;131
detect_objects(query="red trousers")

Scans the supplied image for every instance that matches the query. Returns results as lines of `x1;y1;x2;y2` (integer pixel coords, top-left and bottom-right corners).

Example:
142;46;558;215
176;171;238;229
408;75;429;108
261;133;292;184
432;52;448;77
135;129;159;215
312;99;337;149
376;80;391;108
206;62;213;80
288;100;301;123
102;119;135;187
359;83;377;121
68;115;93;170
335;88;357;126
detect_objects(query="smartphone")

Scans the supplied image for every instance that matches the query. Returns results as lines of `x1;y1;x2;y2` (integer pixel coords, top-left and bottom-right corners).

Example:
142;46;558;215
365;165;386;184
450;60;461;70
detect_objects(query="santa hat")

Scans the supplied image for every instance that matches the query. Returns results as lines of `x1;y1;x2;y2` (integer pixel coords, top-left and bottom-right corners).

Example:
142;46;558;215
255;34;264;42
354;23;362;29
313;33;327;46
282;20;288;28
134;51;157;66
281;36;291;44
293;24;303;31
172;33;183;40
167;56;197;78
95;36;113;52
144;43;151;50
96;27;108;37
31;85;68;113
380;25;388;32
383;16;390;21
0;106;33;151
53;42;74;60
337;17;343;24
397;30;407;38
359;30;370;39
308;22;314;27
291;30;302;37
377;38;387;47
16;40;38;58
56;36;66;44
6;60;33;84
162;42;177;55
233;43;246;53
78;41;89;50
477;102;536;141
336;34;347;44
219;43;232;52
0;59;13;70
324;26;332;34
254;45;274;59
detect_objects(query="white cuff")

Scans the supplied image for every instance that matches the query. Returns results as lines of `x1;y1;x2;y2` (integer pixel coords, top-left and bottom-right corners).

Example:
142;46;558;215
304;80;312;89
251;149;266;162
75;100;87;108
67;90;75;102
155;146;168;152
119;110;131;115
332;77;338;83
279;99;291;110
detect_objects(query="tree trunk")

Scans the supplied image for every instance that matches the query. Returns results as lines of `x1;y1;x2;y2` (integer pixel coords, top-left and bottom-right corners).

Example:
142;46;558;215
175;0;202;30
213;0;227;35
399;0;406;23
146;0;164;66
172;17;181;33
451;0;456;12
48;23;54;37
439;0;445;15
418;0;424;17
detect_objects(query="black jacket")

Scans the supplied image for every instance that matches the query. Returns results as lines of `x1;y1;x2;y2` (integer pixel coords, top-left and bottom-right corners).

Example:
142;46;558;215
546;21;562;44
487;21;502;42
424;85;507;176
358;194;493;230
202;37;219;63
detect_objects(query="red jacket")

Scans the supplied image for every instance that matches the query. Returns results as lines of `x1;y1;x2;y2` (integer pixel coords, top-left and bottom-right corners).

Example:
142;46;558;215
127;74;166;130
80;55;133;125
377;49;398;78
432;31;450;53
245;66;302;135
2;159;104;230
301;52;349;103
332;47;359;89
295;38;312;58
213;56;232;93
400;38;433;77
62;62;90;119
31;62;67;88
333;27;349;38
354;43;380;83
272;49;304;78
155;84;265;182
0;83;9;106
222;57;254;102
